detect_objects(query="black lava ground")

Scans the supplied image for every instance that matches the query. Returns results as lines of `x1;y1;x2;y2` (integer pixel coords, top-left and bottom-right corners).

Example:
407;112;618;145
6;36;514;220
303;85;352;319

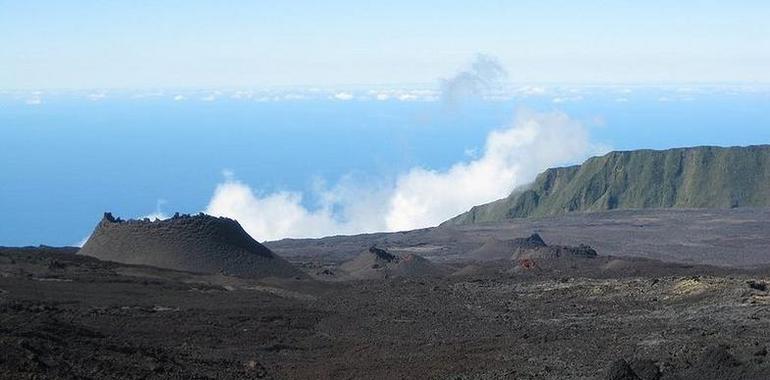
2;245;770;379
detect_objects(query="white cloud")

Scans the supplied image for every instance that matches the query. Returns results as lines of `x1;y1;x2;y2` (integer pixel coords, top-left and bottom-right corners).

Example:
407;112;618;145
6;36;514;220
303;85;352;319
173;95;186;101
397;93;419;101
369;89;438;102
87;92;106;101
205;176;388;241
514;86;547;96
283;93;307;101
25;97;42;105
130;91;165;99
333;92;354;101
552;95;583;103
384;110;597;231
230;90;253;100
201;94;217;102
203;110;601;240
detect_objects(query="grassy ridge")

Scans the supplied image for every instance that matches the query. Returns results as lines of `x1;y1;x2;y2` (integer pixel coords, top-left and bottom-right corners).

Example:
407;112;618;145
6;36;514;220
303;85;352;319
445;145;770;225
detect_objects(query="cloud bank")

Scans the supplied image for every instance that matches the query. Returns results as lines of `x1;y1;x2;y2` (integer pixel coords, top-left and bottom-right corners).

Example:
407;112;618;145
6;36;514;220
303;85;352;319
204;110;600;241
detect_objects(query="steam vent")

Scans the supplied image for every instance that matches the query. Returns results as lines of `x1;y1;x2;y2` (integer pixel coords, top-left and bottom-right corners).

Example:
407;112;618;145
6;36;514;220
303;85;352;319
79;212;304;279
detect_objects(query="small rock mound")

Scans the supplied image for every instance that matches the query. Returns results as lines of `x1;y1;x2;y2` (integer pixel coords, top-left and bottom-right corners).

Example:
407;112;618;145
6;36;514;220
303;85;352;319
78;212;304;279
606;359;642;380
510;235;597;271
469;233;596;263
340;246;451;280
469;233;547;261
605;358;661;380
512;233;547;248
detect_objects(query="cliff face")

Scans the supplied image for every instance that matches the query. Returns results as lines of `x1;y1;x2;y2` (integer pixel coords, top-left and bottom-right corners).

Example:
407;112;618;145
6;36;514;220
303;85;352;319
445;145;770;225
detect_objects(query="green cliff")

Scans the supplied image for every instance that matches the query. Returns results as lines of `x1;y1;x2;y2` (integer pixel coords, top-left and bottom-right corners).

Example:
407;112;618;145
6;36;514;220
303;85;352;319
445;145;770;225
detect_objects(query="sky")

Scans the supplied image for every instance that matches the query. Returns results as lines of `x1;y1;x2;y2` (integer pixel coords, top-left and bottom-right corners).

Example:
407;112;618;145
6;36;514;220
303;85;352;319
1;1;769;89
1;2;769;246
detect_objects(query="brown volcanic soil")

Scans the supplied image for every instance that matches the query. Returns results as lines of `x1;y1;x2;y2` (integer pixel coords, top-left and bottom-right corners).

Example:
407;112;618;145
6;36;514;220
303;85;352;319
79;213;305;280
3;245;770;379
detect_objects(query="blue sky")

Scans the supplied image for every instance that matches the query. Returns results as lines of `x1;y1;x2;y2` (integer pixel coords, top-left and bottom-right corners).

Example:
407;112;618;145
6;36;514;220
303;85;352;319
2;1;769;89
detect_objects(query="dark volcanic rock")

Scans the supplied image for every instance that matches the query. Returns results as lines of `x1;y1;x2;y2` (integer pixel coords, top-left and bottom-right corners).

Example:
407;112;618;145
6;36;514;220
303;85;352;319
747;280;768;291
368;246;398;262
628;359;661;380
606;359;642;380
78;212;304;279
552;243;598;258
606;358;660;380
674;345;750;380
512;233;547;248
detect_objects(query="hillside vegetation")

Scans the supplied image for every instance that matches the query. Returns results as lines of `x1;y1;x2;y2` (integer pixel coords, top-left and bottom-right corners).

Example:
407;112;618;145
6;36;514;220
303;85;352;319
445;145;770;225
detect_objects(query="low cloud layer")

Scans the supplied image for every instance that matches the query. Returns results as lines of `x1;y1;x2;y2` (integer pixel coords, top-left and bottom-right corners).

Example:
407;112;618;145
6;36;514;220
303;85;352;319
204;110;600;241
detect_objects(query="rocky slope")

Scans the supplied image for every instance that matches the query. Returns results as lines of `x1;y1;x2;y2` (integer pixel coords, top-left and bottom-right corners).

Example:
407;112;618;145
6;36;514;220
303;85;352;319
446;145;770;225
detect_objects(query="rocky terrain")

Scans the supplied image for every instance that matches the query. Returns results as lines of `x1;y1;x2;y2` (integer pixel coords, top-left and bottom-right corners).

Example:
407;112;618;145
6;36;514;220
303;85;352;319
446;145;770;225
2;243;770;379
268;208;770;267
